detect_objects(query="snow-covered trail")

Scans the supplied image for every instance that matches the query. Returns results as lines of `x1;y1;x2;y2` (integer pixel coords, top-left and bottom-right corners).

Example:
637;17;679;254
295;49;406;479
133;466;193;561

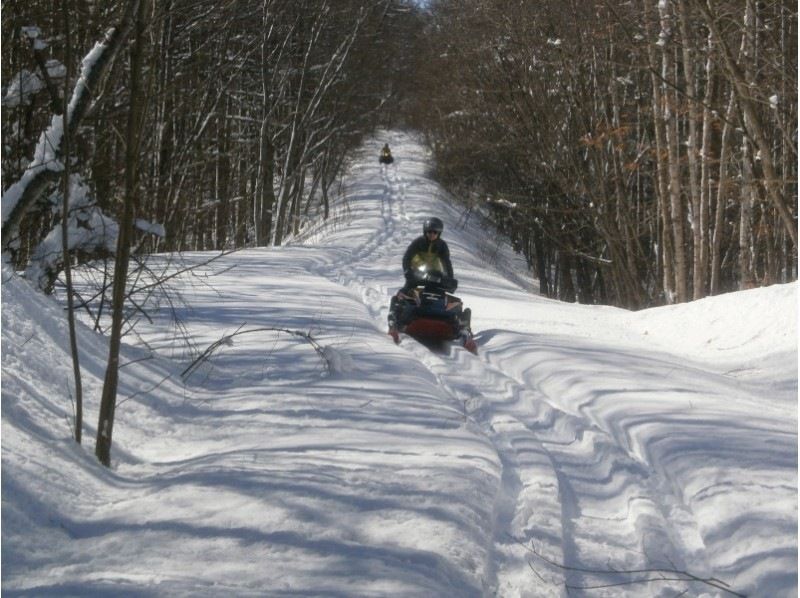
2;132;795;597
294;133;796;596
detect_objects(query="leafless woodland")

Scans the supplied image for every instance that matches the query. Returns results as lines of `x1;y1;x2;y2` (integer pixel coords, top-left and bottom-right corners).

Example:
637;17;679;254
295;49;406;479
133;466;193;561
3;0;797;308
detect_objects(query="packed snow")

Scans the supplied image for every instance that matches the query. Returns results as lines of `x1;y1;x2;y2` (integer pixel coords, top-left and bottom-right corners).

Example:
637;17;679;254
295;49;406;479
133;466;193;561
2;133;797;597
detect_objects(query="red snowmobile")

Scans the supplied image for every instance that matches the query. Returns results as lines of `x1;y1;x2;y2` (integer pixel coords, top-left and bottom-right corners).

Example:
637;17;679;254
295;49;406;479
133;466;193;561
388;266;477;354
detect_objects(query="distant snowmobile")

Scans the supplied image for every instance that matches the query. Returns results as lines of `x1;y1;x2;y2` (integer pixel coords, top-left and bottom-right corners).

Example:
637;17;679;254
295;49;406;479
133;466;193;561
379;144;394;165
388;265;477;354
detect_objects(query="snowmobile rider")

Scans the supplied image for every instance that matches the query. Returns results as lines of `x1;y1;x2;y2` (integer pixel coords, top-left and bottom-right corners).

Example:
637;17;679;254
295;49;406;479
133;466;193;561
379;143;394;165
399;217;454;295
388;216;475;352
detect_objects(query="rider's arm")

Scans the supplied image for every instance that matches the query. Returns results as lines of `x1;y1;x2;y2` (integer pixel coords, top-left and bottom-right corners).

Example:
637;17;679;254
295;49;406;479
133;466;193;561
440;242;454;278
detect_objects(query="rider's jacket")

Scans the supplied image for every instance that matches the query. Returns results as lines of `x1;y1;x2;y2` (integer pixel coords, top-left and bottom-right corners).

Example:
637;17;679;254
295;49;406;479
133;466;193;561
402;236;454;279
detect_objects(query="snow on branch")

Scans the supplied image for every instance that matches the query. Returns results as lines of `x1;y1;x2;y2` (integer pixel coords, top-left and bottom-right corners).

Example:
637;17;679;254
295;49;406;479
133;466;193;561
1;1;141;247
24;175;119;293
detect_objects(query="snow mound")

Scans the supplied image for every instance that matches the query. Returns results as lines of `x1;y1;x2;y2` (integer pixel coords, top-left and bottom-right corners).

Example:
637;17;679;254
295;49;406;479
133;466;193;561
632;282;797;363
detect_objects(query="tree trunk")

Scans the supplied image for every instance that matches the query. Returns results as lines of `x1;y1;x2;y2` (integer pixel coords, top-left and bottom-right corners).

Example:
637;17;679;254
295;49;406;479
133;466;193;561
62;1;83;444
678;0;704;299
291;166;307;236
96;0;147;467
711;93;735;294
694;0;797;247
256;118;275;246
665;49;688;303
236;157;249;246
216;99;230;249
153;1;174;252
697;31;715;299
739;137;757;290
557;251;576;302
644;0;676;303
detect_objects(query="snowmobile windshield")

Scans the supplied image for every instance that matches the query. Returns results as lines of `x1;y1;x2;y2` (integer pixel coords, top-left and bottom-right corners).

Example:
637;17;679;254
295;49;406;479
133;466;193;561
408;260;457;292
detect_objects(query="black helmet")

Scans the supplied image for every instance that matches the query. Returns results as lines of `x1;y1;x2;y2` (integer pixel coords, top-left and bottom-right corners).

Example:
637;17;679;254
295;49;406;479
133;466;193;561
423;217;444;235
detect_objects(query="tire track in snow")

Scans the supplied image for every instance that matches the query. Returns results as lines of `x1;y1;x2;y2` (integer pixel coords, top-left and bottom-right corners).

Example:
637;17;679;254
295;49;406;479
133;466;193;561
309;146;568;595
411;345;568;597
473;347;711;595
418;343;710;596
310;141;708;596
350;164;410;312
308;144;431;334
379;143;708;594
307;160;409;322
306;137;703;595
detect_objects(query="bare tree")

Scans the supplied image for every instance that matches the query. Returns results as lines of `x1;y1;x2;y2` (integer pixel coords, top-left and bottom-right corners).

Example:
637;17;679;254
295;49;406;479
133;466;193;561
412;0;796;308
2;2;139;252
96;0;147;466
61;0;83;443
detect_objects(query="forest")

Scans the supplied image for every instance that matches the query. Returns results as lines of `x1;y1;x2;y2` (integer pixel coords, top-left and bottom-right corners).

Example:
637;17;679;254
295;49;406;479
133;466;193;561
3;0;797;309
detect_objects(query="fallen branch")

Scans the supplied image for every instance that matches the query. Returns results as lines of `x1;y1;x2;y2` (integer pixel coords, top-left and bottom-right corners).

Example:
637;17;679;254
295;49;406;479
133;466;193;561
509;536;746;597
181;323;329;380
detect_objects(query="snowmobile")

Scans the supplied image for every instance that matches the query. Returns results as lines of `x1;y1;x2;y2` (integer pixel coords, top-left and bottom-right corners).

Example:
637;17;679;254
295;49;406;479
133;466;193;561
388;265;477;354
379;146;394;165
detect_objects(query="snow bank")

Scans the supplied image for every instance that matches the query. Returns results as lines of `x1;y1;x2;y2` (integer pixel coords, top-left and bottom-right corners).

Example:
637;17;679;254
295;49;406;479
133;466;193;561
633;283;796;358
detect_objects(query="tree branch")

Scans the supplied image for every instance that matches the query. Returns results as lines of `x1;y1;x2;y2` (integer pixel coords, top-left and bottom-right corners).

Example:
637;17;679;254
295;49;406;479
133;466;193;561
181;324;330;380
509;536;746;597
2;1;140;246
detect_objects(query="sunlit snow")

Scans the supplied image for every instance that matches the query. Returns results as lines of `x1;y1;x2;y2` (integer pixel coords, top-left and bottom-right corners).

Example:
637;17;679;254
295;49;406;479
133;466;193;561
2;132;797;597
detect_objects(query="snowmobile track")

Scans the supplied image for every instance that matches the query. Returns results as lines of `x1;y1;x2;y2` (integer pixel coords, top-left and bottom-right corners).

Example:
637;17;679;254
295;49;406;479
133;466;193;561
315;142;709;595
